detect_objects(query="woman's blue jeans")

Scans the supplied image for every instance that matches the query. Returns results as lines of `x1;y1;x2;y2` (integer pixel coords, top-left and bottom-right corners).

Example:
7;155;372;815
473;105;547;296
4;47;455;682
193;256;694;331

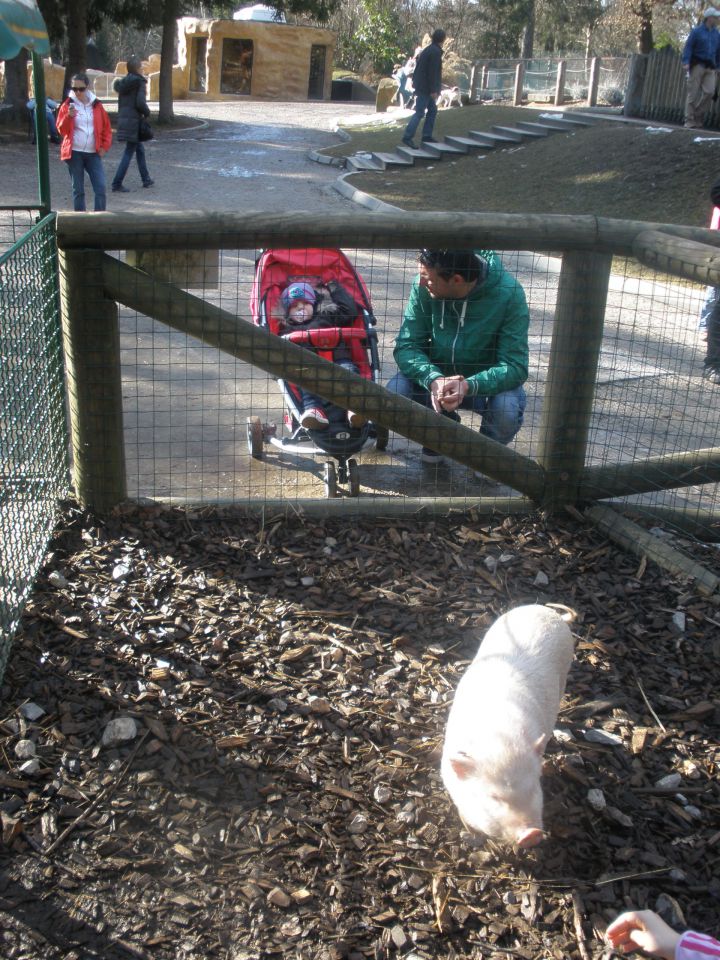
387;370;526;445
65;151;106;211
112;141;151;188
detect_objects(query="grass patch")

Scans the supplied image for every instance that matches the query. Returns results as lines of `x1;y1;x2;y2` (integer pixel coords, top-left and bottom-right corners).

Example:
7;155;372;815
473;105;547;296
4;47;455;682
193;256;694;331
330;105;720;227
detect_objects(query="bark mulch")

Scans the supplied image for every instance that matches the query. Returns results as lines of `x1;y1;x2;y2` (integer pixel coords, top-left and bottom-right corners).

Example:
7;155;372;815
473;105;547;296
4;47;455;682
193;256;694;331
1;501;719;960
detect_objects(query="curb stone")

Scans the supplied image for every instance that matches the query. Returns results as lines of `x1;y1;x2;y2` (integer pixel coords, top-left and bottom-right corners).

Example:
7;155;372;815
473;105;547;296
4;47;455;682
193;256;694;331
332;172;403;212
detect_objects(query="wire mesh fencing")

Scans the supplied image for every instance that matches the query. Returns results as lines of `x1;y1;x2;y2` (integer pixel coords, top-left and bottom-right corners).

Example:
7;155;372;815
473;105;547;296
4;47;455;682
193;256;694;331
0;213;69;680
53;213;720;536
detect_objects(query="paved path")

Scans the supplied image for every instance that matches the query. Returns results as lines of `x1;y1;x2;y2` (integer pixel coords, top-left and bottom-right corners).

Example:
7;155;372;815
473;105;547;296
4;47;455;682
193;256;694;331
0;99;379;216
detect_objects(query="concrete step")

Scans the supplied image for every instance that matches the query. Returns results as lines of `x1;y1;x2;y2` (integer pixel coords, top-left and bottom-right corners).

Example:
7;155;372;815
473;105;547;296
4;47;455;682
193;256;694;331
346;154;385;172
540;115;593;127
468;130;522;146
445;135;491;151
492;124;546;139
396;143;442;163
419;140;468;157
370;151;414;169
512;121;559;136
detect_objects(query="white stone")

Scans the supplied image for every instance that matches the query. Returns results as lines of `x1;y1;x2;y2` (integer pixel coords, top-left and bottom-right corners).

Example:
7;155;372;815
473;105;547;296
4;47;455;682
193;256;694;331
112;563;131;582
587;788;606;811
300;576;314;587
533;571;549;587
671;611;686;633
14;739;36;759
19;702;45;721
655;772;682;790
19;758;40;775
101;717;139;747
373;784;392;804
583;727;623;746
348;814;369;835
47;570;68;588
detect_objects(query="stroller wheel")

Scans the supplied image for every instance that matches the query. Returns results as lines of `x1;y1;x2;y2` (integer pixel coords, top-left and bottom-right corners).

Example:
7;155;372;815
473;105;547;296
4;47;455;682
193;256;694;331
374;424;389;452
348;458;360;497
324;461;338;499
247;417;264;459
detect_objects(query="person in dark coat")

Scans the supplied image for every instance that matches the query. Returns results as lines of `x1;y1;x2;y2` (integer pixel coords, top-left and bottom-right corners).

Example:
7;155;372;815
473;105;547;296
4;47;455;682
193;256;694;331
111;56;154;192
401;29;446;149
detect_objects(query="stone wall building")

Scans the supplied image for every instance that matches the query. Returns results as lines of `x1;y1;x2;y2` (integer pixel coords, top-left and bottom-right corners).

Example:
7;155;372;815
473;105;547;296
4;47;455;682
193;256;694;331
177;17;336;101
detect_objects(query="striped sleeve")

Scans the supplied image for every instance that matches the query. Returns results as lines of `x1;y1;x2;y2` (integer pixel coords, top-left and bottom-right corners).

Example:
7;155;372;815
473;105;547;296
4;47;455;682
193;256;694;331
676;931;720;960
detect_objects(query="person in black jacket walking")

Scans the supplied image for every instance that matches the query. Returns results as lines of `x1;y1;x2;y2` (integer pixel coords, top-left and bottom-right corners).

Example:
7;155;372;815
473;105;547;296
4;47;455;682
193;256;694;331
401;29;446;149
111;57;154;192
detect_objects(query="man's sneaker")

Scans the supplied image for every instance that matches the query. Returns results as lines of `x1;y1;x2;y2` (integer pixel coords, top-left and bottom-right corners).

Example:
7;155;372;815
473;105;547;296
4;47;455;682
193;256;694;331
703;364;720;383
347;411;367;428
301;407;329;430
401;137;417;148
421;447;444;464
143;179;155;188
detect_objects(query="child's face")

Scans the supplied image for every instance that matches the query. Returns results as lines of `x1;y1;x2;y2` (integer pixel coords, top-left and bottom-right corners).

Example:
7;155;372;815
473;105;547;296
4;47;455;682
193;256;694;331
287;299;314;323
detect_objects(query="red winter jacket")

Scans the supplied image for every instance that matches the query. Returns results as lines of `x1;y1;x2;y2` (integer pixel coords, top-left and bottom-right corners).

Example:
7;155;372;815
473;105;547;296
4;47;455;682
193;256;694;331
56;96;112;161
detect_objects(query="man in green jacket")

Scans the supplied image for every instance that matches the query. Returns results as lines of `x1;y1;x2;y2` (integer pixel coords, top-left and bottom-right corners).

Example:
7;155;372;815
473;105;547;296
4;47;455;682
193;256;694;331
387;248;529;465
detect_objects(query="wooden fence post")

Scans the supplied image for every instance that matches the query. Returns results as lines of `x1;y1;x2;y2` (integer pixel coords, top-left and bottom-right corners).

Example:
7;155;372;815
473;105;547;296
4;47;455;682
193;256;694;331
59;249;127;513
470;63;479;101
555;60;566;106
536;250;612;508
587;56;600;106
513;62;524;106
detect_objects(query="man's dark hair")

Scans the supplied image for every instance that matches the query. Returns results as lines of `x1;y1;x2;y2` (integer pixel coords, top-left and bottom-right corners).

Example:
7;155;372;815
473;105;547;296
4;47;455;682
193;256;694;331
431;29;447;44
418;249;482;282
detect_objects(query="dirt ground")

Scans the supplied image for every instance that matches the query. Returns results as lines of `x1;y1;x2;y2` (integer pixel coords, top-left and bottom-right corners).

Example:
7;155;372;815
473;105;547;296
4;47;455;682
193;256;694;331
1;502;719;959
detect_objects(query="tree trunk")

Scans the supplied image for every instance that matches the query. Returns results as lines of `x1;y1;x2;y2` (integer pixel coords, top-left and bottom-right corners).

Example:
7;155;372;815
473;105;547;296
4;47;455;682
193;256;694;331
2;50;29;122
520;0;535;60
157;0;177;124
64;0;88;92
636;0;654;55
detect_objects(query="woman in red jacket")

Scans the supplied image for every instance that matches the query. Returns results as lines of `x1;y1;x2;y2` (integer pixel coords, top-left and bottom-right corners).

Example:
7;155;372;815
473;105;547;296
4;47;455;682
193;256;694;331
56;73;112;211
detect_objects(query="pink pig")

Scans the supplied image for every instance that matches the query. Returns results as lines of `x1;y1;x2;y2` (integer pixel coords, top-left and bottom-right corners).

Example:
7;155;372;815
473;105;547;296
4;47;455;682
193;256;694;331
441;604;575;848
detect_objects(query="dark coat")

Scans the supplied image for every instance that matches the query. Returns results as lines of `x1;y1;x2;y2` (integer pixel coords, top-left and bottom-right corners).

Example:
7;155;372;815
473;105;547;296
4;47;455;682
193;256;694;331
113;72;149;143
410;41;443;97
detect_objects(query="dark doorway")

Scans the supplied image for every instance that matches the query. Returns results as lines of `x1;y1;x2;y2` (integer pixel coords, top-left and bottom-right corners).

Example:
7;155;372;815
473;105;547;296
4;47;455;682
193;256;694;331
191;38;207;92
308;45;326;100
221;38;254;95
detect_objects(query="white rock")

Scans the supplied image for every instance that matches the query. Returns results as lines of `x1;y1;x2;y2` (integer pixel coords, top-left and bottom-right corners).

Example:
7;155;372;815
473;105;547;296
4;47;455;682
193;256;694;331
655;772;682;790
19;702;45;721
19;758;40;775
47;570;68;588
533;571;549;587
583;728;623;746
484;556;498;572
587;788;606;811
553;727;574;742
373;784;392;804
300;576;315;587
101;717;139;747
14;739;36;759
671;611;686;633
112;563;131;582
348;814;369;835
684;805;702;819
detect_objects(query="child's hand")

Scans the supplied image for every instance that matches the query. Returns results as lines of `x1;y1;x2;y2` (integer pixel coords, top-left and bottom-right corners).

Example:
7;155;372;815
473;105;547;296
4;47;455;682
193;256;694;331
606;910;681;960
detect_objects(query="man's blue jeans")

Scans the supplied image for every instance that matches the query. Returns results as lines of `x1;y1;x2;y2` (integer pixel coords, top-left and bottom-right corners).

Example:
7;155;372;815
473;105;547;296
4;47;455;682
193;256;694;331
65;151;106;211
112;141;151;188
387;370;526;445
404;93;438;142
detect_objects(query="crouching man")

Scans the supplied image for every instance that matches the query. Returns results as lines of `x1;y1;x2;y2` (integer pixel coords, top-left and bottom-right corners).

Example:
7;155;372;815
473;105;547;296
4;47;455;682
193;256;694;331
387;248;529;468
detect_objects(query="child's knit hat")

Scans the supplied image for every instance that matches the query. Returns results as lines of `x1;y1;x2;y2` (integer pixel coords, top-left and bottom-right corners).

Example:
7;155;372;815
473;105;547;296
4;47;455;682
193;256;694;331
281;282;316;310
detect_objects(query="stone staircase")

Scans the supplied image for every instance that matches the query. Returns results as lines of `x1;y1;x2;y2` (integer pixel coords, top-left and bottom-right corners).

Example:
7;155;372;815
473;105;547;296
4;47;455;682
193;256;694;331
345;114;599;173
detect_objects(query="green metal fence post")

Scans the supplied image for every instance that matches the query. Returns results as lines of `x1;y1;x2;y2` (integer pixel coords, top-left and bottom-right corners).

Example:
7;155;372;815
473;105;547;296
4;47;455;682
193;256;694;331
31;51;51;217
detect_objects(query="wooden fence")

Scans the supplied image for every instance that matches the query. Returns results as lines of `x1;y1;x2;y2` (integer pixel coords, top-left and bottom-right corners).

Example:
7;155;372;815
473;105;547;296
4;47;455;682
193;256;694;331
624;45;720;128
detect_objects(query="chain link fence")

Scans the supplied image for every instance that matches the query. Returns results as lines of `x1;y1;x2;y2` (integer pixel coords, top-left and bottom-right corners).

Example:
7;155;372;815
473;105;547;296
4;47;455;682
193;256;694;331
0;213;69;681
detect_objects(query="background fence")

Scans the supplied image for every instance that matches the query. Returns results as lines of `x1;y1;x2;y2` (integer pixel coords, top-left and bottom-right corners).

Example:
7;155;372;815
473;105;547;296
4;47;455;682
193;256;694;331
0;212;69;681
469;57;630;106
626;46;720;128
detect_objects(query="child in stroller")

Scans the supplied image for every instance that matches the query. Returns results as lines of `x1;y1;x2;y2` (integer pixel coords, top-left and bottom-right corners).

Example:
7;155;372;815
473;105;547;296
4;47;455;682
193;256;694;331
247;247;387;497
275;279;367;432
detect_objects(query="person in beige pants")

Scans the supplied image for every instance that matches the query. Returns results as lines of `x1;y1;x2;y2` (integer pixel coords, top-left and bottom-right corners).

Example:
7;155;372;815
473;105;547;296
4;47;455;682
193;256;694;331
682;7;720;128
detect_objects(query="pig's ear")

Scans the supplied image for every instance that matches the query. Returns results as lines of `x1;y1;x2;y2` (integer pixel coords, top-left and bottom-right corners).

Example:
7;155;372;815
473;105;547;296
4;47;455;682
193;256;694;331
533;734;547;755
449;752;477;781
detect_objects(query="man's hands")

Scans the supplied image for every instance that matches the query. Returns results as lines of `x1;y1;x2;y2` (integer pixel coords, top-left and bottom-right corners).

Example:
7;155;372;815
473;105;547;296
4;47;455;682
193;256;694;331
430;375;469;413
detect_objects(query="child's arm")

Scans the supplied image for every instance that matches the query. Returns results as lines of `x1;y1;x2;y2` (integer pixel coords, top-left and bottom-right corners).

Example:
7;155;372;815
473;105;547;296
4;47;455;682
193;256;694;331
606;911;681;959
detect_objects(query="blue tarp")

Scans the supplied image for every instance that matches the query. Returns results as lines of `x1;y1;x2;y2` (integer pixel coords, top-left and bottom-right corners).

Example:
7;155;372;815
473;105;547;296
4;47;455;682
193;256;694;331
0;0;50;58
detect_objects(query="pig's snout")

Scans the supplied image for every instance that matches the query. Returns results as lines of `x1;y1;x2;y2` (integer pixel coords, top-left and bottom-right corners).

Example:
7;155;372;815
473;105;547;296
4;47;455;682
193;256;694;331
516;827;544;848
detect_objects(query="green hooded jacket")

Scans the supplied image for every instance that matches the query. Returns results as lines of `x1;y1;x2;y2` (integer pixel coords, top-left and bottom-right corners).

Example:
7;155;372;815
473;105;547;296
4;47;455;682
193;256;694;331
393;250;529;397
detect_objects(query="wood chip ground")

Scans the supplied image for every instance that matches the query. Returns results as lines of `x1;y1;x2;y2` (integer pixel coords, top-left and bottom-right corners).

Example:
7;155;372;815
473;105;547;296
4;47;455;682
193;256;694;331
1;501;719;959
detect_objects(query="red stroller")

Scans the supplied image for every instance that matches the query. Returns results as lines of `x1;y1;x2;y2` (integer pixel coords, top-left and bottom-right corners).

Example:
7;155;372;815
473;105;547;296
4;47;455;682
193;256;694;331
248;248;388;497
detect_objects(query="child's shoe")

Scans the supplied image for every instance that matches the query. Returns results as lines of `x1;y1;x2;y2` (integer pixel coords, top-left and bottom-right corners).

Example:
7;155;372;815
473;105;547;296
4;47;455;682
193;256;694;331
347;411;367;428
301;407;329;430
